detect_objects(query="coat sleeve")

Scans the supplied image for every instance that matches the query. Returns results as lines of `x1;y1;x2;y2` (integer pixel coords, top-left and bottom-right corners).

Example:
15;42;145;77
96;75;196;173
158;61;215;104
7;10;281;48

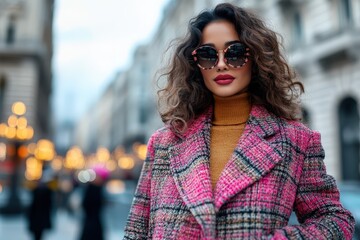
123;133;157;240
270;131;355;240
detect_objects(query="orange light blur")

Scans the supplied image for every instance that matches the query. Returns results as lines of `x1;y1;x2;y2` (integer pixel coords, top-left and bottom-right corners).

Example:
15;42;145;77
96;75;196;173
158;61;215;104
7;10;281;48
12;102;26;115
0;123;7;137
0;143;6;161
64;146;85;169
118;156;135;170
136;144;147;160
5;127;16;139
26;126;34;139
96;147;110;163
34;139;55;161
106;179;125;194
7;115;18;127
17;144;29;159
17;117;27;128
25;157;43;180
16;128;28;140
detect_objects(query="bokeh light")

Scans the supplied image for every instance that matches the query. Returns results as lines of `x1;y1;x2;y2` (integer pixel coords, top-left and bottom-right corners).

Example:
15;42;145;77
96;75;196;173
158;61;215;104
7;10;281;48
12;101;26;115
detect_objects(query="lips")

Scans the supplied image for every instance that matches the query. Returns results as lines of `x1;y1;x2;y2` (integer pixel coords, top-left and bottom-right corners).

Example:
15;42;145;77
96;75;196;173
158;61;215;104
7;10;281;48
214;74;235;85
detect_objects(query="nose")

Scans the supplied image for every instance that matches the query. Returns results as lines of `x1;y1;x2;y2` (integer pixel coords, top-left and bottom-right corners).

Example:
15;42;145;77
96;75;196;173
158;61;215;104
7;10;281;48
216;51;228;71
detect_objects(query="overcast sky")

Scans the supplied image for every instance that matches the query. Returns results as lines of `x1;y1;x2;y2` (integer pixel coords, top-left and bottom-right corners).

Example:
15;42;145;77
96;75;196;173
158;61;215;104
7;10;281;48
52;0;169;126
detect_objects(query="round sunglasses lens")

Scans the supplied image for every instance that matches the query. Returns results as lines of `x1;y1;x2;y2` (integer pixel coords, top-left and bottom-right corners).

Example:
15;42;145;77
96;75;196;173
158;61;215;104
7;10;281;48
196;46;218;69
225;44;247;67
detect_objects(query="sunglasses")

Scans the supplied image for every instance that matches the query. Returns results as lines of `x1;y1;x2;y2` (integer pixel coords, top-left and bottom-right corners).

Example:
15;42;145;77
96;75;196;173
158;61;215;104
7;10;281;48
192;42;250;70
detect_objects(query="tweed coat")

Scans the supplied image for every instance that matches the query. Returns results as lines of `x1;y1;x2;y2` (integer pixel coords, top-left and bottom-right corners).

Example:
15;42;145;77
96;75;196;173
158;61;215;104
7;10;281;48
123;105;355;240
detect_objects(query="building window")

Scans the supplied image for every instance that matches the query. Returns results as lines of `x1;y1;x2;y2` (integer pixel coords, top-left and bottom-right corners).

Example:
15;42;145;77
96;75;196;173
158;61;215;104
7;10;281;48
339;0;353;28
6;15;16;44
292;11;303;46
278;0;304;49
338;96;360;181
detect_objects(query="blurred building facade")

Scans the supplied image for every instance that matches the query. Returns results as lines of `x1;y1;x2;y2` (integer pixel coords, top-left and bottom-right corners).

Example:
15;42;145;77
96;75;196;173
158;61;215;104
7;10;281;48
0;0;54;139
278;0;360;181
74;0;360;181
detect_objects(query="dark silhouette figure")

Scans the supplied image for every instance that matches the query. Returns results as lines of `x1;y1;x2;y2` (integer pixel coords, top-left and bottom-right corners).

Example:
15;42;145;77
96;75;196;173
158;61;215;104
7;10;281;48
27;181;53;240
79;167;108;240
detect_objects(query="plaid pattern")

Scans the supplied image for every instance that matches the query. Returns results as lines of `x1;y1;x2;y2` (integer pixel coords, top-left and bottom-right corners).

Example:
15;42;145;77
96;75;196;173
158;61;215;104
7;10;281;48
123;105;355;240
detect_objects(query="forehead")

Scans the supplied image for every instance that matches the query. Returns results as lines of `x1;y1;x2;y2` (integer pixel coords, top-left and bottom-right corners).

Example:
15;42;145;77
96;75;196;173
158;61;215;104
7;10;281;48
201;20;240;47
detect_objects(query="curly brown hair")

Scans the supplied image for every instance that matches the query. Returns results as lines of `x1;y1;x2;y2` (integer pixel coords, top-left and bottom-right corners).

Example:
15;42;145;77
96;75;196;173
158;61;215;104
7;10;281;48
158;3;304;132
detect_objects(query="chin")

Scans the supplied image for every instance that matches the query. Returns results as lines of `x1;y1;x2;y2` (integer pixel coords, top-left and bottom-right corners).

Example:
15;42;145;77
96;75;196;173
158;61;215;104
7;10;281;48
214;93;236;98
213;89;240;97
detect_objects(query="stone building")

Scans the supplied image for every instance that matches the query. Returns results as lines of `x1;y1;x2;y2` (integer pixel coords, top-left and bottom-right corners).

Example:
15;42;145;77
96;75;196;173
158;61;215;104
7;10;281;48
0;0;54;214
0;0;54;139
276;0;360;180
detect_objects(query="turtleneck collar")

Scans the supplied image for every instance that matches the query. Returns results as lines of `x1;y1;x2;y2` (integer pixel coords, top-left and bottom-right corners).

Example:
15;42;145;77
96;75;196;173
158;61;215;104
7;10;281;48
212;92;251;126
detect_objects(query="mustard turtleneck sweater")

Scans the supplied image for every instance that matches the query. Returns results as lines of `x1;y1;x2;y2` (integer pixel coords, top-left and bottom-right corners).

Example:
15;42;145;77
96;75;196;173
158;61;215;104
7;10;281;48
210;92;251;189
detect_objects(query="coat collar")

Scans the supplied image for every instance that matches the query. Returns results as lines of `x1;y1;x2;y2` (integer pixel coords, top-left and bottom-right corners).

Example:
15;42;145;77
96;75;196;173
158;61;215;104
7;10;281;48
168;105;285;235
213;105;285;210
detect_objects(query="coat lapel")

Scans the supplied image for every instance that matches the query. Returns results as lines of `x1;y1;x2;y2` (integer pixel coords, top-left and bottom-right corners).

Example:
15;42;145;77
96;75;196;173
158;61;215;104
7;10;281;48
168;109;216;238
214;105;285;211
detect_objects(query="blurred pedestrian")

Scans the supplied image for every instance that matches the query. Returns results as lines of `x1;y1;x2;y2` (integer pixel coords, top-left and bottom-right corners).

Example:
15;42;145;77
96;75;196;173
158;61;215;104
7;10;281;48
27;169;54;240
79;166;109;240
123;3;355;239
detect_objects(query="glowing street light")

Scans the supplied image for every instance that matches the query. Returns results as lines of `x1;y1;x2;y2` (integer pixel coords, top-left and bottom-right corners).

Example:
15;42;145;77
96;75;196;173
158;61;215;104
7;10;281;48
64;146;85;170
96;147;110;163
24;139;56;181
0;102;34;215
25;157;42;181
34;139;55;161
118;155;135;170
133;142;147;161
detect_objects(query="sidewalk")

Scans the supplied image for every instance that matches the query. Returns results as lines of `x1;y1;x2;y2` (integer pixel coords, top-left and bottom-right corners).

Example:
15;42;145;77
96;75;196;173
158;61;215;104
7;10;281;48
0;209;124;240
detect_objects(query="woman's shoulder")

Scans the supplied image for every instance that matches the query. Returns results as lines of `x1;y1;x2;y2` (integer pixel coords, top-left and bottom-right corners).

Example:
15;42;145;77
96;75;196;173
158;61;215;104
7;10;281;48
250;103;320;148
147;125;178;146
252;105;317;138
261;116;322;155
282;118;316;136
281;118;322;150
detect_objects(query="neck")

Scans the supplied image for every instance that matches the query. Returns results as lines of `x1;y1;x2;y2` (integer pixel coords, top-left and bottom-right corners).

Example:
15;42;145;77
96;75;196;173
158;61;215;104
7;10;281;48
212;92;251;126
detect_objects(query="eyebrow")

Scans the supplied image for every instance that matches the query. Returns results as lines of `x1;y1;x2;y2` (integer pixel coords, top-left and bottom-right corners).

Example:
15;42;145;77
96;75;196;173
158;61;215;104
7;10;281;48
201;40;241;48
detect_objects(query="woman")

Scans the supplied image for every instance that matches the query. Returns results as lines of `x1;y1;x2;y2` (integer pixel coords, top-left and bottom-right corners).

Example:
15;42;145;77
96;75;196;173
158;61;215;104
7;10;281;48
124;3;354;239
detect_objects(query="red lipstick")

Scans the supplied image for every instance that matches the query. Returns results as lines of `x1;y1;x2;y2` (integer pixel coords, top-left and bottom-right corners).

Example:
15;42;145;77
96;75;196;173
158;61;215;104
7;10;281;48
214;74;235;85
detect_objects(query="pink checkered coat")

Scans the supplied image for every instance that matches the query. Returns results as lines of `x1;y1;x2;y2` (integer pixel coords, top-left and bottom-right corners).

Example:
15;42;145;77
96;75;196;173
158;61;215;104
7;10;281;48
124;105;354;239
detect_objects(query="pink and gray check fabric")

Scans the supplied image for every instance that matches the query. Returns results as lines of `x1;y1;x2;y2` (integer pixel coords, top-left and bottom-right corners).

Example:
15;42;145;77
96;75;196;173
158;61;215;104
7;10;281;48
124;105;355;239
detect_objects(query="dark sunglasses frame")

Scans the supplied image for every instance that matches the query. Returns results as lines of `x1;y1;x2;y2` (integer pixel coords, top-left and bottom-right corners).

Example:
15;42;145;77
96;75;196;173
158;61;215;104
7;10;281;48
191;42;250;70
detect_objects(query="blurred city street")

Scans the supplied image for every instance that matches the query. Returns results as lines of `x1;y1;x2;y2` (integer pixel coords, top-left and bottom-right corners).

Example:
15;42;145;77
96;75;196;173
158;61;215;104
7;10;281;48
1;0;360;239
1;210;81;240
0;180;136;240
0;208;128;240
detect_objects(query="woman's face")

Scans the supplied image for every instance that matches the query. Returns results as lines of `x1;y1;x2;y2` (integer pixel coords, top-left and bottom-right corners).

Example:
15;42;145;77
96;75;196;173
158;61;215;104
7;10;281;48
199;20;252;97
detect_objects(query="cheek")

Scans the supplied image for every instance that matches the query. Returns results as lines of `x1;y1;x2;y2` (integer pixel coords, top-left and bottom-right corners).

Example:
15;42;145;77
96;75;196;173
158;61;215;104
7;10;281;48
235;63;252;82
200;69;213;83
200;71;213;90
